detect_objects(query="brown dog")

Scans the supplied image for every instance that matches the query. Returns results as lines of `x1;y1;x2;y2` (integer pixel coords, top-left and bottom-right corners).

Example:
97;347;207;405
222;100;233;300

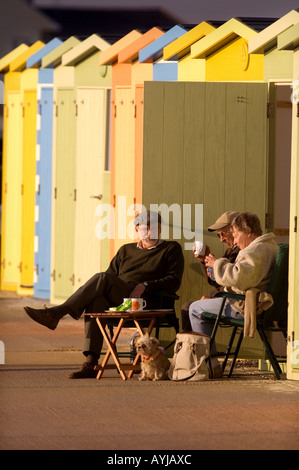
135;334;170;381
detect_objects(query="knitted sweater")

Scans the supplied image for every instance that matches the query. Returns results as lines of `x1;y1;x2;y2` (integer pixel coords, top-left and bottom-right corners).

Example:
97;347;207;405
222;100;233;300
105;240;184;294
213;233;278;314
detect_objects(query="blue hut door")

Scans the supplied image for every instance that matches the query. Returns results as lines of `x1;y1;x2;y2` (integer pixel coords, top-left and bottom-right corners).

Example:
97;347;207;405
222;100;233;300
34;86;53;299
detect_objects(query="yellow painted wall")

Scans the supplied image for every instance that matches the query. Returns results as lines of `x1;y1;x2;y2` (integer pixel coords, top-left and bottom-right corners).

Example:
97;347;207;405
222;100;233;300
178;54;206;81
205;37;264;81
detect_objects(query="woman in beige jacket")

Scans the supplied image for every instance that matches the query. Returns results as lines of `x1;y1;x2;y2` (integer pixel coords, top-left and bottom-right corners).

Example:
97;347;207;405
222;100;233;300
189;213;279;373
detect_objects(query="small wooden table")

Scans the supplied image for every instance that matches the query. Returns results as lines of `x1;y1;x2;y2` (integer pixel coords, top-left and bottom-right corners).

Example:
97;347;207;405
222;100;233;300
84;310;175;380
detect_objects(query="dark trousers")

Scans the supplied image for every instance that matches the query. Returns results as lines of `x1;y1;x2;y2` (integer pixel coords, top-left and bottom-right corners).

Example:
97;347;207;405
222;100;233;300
64;272;136;356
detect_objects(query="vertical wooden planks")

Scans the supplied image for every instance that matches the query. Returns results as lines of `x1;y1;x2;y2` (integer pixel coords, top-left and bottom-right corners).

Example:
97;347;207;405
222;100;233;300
1;92;23;290
113;86;135;252
224;82;247;212
20;89;37;292
53;88;76;299
73;87;106;289
245;82;268;229
34;86;54;298
142;81;164;206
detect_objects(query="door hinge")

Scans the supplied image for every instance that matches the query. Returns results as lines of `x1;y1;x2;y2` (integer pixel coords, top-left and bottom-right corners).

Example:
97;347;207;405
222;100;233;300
297;102;299;118
288;331;295;343
267;102;274;119
51;270;56;281
54;187;57;199
294;216;297;233
69;274;75;286
265;213;273;230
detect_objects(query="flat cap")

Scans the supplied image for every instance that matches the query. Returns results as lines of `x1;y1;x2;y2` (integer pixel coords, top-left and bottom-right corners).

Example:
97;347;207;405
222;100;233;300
208;211;240;232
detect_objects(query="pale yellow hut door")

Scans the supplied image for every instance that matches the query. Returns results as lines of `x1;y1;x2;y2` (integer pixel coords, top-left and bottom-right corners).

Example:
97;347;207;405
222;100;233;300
20;89;37;293
73;87;107;290
113;86;135;253
1;92;23;290
53;88;76;300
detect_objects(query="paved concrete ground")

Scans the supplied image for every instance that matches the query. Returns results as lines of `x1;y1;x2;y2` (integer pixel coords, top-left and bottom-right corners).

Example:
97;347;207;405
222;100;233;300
1;291;299;451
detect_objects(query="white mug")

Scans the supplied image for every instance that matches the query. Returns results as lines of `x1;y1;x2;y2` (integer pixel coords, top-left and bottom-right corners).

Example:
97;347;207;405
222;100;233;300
193;241;207;256
131;298;147;311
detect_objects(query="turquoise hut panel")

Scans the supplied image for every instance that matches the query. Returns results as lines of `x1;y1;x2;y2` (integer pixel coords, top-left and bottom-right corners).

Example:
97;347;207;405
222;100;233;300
153;62;178;81
34;86;54;299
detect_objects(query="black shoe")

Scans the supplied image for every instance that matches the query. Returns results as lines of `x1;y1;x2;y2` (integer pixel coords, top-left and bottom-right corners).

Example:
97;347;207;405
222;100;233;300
69;362;98;379
24;306;60;330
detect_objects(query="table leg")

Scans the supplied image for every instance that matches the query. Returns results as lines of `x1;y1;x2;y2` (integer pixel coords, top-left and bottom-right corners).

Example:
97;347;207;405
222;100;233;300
96;317;127;380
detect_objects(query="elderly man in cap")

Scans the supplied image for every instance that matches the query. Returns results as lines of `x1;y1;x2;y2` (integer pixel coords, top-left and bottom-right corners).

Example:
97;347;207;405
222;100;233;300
24;210;184;378
201;211;240;289
181;211;240;331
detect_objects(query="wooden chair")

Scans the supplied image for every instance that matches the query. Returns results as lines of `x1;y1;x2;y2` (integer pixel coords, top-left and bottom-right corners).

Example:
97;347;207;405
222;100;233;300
201;244;289;380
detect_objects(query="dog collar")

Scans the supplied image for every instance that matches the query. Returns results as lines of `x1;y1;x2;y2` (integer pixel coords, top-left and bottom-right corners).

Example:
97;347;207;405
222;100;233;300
142;355;152;361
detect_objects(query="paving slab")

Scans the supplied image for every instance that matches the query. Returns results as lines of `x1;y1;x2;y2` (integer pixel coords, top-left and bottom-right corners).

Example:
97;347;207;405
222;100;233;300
1;292;299;451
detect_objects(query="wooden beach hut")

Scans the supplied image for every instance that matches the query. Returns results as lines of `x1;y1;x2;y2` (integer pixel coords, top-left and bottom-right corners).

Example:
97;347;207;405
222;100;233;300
0;43;28;291
248;10;299;246
139;25;187;81
16;38;62;297
60;34;112;293
277;21;299;381
0;41;44;293
245;11;299;373
41;37;81;304
99;28;164;256
32;38;79;299
190;18;263;81
163;22;216;81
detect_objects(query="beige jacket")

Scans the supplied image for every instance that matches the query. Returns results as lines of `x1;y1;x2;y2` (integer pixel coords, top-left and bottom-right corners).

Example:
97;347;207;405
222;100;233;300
213;233;278;337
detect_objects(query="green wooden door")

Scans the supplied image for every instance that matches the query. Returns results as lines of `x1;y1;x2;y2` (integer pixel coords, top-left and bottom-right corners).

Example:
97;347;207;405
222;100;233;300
73;87;107;290
143;81;268;353
53;88;76;299
0;92;23;290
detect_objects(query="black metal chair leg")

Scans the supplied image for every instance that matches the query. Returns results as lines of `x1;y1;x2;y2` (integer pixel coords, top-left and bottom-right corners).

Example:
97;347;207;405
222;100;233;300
257;325;282;380
222;326;238;372
228;329;244;377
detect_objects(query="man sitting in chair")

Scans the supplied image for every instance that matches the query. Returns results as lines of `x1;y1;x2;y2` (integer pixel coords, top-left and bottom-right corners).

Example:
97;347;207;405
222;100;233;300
24;210;184;379
181;211;240;332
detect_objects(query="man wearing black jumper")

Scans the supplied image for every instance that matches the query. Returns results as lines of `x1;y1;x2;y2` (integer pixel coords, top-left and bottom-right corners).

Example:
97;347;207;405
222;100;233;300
24;211;184;378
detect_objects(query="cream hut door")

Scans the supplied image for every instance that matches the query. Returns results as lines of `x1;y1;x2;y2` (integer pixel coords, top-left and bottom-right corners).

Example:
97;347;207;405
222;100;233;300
73;88;107;290
53;88;76;300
